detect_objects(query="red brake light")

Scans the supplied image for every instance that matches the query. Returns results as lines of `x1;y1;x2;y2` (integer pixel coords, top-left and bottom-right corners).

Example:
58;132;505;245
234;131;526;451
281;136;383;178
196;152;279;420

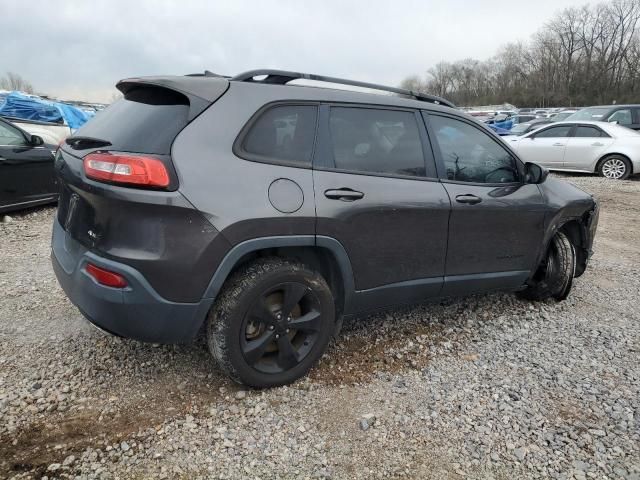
85;263;128;288
83;152;170;188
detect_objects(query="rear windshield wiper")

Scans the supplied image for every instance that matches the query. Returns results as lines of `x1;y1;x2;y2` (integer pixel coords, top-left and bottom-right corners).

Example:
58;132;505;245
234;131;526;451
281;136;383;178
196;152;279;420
65;136;112;150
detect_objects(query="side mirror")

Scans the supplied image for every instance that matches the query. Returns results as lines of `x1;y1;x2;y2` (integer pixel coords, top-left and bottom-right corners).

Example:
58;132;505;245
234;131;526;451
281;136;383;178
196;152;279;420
524;162;549;184
30;135;44;146
609;120;619;125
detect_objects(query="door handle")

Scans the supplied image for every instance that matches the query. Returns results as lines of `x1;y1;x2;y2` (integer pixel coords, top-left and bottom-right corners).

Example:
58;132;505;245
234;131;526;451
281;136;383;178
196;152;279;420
591;142;604;146
552;143;565;147
455;194;482;205
324;188;364;201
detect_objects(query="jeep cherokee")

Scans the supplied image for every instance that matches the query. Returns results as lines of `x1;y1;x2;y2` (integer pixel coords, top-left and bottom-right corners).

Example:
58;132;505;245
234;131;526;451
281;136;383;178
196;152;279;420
52;69;599;387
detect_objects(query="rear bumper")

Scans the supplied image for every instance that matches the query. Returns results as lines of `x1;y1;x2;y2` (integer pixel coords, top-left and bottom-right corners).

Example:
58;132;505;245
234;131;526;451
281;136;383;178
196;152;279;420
51;218;212;343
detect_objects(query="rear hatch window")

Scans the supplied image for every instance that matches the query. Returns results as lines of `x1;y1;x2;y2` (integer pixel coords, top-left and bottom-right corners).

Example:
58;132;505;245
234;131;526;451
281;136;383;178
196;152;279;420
72;86;190;154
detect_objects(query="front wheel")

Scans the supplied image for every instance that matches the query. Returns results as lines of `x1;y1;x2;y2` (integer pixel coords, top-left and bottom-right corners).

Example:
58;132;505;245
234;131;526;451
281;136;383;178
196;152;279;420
598;155;631;180
517;231;576;301
207;257;335;388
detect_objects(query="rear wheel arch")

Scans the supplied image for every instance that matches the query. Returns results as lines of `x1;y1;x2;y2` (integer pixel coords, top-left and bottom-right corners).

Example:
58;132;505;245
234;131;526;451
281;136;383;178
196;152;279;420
203;237;355;326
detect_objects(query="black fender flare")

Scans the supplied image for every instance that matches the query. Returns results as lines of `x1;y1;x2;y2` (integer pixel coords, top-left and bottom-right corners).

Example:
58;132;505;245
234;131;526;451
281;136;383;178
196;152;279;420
200;235;356;312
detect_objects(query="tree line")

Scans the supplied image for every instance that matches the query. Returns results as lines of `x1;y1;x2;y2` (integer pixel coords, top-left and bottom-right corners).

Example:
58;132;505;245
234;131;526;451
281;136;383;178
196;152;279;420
0;72;34;94
401;0;640;108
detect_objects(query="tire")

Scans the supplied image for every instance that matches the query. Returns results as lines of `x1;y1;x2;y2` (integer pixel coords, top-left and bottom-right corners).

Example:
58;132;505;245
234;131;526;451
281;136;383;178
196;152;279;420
207;257;335;388
598;155;631;180
517;231;576;301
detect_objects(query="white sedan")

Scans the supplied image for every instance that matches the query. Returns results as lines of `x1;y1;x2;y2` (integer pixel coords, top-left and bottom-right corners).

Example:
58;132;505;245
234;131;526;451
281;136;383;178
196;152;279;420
504;121;640;179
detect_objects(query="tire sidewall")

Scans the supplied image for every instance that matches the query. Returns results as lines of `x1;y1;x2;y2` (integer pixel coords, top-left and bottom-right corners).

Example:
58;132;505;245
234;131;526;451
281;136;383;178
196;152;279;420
518;231;576;301
599;155;631;180
210;263;335;387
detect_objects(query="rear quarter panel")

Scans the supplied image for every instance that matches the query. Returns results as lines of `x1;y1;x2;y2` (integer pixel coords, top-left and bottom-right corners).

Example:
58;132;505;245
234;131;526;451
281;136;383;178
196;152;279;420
171;83;317;244
598;137;640;173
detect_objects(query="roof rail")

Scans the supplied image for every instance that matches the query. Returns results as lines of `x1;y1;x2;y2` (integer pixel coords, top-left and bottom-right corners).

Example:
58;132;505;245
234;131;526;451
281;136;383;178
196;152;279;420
230;69;455;108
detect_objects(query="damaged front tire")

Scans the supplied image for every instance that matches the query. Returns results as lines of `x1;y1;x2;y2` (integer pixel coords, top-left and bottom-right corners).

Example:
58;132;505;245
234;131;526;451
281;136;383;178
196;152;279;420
517;231;576;301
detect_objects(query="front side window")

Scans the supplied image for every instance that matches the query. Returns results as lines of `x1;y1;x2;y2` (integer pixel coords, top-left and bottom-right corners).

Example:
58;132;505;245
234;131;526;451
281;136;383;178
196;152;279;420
242;105;317;165
0;122;26;146
328;107;426;177
430;115;519;184
574;126;609;138
533;125;573;138
608;109;632;125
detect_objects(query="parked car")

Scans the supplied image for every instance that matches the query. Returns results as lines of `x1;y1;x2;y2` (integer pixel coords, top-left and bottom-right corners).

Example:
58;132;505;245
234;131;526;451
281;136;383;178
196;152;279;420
506;121;640;179
0;91;94;143
511;114;538;126
52;69;599;387
505;119;554;136
549;109;578;122
0;117;58;213
486;123;513;135
566;105;640;130
485;114;513;131
4;116;72;144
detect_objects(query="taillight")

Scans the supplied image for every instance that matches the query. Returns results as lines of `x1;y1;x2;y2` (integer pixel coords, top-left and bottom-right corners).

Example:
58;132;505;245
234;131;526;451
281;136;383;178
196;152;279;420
83;152;170;188
85;263;128;288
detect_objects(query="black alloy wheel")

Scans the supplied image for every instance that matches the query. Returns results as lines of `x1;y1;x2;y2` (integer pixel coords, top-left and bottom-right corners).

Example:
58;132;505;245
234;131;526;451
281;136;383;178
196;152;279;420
241;282;322;374
207;257;335;388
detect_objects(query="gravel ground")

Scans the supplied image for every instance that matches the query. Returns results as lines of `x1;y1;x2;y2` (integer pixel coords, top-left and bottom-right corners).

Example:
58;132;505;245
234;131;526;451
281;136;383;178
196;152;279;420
1;173;638;480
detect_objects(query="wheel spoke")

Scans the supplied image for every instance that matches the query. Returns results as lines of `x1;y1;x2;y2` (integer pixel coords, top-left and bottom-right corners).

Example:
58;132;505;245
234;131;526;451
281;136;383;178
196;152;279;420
604;159;626;179
280;283;307;317
243;330;275;365
289;310;322;332
250;298;276;324
276;335;299;370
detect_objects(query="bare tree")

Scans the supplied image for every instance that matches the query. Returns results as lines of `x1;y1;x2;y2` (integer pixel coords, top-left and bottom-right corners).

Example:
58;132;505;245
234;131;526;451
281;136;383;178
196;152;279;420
401;0;640;107
0;72;35;94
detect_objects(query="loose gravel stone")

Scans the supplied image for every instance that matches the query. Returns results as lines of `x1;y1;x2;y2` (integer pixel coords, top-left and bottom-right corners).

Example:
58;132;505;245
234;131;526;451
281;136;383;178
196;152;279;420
1;175;639;479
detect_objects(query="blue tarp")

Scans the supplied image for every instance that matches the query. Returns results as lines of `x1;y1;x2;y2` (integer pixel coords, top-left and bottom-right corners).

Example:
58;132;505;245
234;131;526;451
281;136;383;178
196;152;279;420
0;91;93;129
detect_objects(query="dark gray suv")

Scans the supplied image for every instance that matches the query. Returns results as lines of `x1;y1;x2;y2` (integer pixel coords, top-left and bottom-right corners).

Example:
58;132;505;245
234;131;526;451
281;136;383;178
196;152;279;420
52;69;599;387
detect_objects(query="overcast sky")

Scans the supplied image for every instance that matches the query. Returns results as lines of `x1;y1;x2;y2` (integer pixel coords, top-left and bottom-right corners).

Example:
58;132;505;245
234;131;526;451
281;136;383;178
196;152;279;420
1;0;592;103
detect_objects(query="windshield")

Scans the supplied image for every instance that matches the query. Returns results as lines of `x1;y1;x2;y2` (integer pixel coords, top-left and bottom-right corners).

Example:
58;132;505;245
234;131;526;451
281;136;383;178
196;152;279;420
510;123;531;134
552;112;573;121
566;107;610;121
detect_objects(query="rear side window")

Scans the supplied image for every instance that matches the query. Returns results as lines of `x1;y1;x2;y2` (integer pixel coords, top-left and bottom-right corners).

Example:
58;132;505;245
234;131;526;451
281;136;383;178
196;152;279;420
534;125;573;138
328;107;426;177
74;86;189;154
241;105;317;165
574;126;609;138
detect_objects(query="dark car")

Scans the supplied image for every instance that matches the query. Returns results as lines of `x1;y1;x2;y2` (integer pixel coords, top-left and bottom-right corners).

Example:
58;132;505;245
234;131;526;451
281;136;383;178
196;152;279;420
567;105;640;130
0;118;58;214
52;69;599;387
